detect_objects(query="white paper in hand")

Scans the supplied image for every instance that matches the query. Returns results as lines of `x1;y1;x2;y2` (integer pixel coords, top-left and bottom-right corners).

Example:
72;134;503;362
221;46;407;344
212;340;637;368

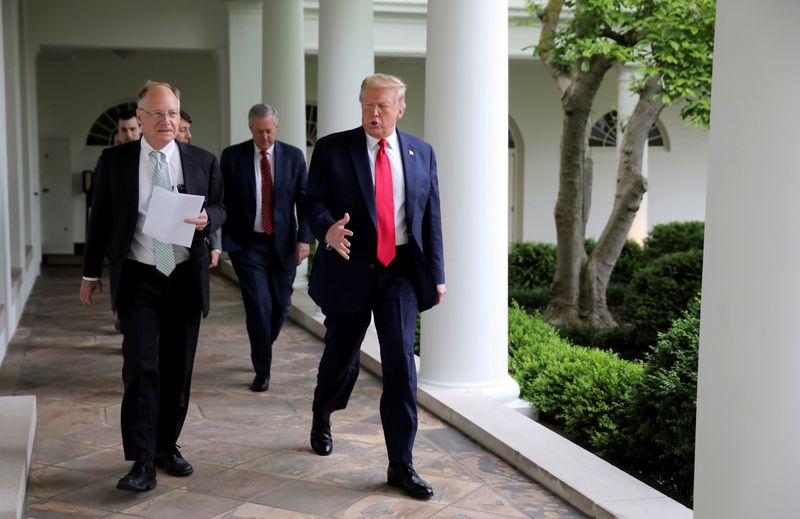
142;186;205;247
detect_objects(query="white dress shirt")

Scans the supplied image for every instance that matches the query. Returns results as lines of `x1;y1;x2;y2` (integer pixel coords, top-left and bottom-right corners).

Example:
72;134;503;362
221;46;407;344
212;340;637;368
252;142;275;233
365;131;408;246
129;138;190;265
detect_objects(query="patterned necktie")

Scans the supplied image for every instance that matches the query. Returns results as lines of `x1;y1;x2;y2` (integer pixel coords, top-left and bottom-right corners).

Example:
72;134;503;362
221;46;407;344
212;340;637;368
261;149;274;234
149;150;176;276
375;139;395;266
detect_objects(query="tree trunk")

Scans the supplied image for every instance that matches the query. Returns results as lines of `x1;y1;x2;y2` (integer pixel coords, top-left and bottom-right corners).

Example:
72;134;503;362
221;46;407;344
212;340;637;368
542;55;612;326
579;75;666;327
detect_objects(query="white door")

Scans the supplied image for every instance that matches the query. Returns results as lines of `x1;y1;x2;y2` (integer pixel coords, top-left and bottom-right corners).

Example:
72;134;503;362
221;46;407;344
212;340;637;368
40;138;73;254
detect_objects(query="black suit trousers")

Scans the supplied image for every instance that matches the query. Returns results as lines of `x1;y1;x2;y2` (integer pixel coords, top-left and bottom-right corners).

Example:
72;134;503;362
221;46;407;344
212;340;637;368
117;259;202;461
228;234;296;377
312;247;419;463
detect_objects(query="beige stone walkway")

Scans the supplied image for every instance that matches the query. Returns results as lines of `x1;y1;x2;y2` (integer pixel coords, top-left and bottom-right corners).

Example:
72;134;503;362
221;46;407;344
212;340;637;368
1;266;586;519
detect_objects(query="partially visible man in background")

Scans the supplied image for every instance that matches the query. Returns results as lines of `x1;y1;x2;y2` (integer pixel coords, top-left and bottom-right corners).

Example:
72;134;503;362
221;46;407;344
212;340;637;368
175;110;220;268
177;109;193;144
221;103;310;392
116;109;141;144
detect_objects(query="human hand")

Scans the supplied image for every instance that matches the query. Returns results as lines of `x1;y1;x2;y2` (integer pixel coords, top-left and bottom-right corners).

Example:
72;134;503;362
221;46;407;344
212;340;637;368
210;249;221;268
324;213;354;260
185;209;209;231
80;279;103;305
296;242;310;265
434;284;446;305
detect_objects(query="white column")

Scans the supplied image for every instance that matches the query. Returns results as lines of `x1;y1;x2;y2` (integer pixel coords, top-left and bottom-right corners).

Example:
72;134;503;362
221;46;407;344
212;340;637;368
226;0;262;144
419;0;519;403
262;0;305;151
0;0;10;353
694;3;800;518
261;0;308;285
316;0;373;138
617;66;648;244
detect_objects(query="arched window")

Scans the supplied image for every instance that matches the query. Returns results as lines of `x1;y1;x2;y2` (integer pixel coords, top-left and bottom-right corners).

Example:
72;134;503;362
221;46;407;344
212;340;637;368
85;101;138;146
306;103;317;147
588;110;668;150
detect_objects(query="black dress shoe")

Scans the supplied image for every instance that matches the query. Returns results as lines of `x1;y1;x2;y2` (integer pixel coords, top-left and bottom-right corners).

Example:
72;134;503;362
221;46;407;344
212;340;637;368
250;374;270;392
154;446;193;477
116;461;156;491
310;414;332;456
387;462;434;499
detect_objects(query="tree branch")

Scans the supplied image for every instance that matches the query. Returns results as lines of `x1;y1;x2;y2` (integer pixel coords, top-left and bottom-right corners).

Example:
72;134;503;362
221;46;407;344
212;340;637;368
537;0;571;94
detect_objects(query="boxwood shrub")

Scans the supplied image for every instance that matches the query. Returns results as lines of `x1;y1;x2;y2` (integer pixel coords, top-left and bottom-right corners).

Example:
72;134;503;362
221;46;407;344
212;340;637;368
613;297;700;504
626;248;703;346
508;242;556;290
643;221;704;260
508;303;643;452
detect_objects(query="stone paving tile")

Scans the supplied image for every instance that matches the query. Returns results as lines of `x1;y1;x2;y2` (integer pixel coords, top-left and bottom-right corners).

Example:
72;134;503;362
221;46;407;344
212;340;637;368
332;495;443;519
121;489;242;519
182;468;290;501
252;479;367;516
3;267;587;519
210;503;322;519
26;500;109;519
26;464;105;500
450;485;529;518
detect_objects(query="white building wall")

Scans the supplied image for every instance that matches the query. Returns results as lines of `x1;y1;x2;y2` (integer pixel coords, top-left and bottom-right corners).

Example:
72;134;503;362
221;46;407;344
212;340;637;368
649;105;709;227
509;59;562;244
25;0;226;50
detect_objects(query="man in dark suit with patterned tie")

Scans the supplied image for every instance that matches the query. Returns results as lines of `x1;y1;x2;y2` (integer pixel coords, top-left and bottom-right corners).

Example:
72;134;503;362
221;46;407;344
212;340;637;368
80;81;225;492
303;73;446;499
220;104;310;392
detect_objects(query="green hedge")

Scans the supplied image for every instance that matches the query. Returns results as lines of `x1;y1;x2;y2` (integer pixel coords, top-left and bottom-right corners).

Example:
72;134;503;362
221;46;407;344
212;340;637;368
626;249;703;345
508;286;550;309
510;240;644;294
614;297;700;504
643;221;704;260
555;322;643;360
509;303;643;452
508;242;556;290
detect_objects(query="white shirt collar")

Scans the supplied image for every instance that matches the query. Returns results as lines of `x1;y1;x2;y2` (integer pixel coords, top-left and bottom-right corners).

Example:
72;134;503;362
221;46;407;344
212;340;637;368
253;142;275;157
365;131;399;151
141;137;177;161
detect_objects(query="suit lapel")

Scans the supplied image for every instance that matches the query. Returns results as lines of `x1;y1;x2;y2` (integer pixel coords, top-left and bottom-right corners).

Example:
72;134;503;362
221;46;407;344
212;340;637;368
397;130;417;231
349;129;377;228
245;140;257;209
125;142;142;220
272;141;284;202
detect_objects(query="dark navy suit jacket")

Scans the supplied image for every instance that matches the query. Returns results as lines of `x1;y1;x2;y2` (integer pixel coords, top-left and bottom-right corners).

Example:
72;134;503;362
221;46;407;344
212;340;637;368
304;127;445;314
82;140;226;318
220;139;311;270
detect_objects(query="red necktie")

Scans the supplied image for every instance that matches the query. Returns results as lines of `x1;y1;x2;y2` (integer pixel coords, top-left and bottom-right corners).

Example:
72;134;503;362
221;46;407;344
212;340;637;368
375;139;395;266
261;149;274;234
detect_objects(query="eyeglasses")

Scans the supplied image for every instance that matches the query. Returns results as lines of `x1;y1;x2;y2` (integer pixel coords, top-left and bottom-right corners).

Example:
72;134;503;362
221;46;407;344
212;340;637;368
137;108;180;119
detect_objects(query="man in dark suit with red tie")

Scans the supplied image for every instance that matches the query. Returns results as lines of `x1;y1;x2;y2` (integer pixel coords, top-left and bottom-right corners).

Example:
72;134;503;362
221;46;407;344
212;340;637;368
303;73;446;499
80;81;225;491
220;104;310;392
